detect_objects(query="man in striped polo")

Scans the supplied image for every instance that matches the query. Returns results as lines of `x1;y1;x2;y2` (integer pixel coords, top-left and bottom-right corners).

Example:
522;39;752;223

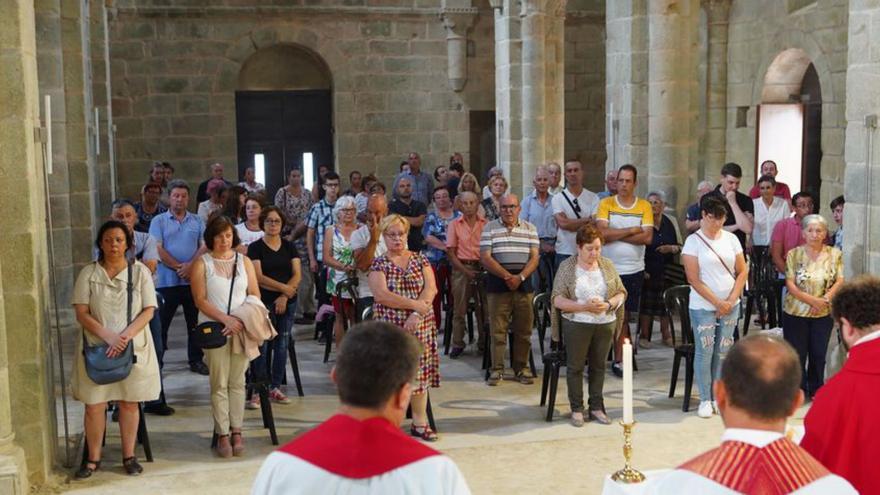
480;194;540;386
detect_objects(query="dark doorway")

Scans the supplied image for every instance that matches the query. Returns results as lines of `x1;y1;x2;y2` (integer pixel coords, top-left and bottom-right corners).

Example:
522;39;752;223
235;90;333;200
469;111;496;184
801;64;822;199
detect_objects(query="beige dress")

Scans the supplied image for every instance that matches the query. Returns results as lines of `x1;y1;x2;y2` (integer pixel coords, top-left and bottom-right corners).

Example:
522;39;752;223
71;261;161;404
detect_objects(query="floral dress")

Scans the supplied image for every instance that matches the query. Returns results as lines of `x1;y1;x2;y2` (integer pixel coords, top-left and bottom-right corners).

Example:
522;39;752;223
370;253;439;394
274;186;313;256
327;225;356;297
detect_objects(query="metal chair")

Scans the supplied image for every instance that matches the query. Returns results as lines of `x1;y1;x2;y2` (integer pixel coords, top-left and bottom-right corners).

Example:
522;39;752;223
741;252;779;336
664;285;696;412
539;307;566;422
533;292;551;355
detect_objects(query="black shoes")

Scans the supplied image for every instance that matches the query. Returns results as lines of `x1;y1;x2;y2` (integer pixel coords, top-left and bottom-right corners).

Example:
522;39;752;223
122;456;143;476
74;460;100;479
449;347;465;359
190;361;209;376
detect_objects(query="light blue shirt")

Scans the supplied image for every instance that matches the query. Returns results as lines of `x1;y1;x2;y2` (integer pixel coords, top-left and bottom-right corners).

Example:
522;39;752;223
149;211;205;288
520;190;557;240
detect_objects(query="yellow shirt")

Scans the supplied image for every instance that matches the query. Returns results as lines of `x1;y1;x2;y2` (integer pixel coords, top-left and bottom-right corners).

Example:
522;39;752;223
596;196;653;275
784;246;842;318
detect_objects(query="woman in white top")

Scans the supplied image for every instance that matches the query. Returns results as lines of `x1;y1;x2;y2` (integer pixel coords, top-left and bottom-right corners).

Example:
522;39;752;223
191;215;260;458
681;195;749;419
235;196;265;252
72;220;160;478
324;196;360;346
551;223;627;427
751;175;791;269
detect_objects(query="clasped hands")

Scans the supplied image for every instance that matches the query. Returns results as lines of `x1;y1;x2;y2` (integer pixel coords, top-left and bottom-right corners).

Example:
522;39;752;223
503;273;522;291
104;330;132;358
405;299;432;331
582;296;611;315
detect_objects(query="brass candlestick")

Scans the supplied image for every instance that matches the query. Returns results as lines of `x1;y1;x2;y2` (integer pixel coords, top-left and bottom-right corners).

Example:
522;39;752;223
611;421;646;484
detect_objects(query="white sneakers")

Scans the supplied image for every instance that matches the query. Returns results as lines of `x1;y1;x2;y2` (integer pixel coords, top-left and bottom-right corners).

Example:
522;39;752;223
697;400;714;418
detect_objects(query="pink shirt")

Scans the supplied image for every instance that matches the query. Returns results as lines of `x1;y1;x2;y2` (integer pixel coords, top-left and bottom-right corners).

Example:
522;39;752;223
749;181;792;200
771;217;805;259
446;216;486;262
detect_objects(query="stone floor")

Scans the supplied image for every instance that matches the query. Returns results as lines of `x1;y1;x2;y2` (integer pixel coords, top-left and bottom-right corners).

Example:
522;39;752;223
55;318;809;494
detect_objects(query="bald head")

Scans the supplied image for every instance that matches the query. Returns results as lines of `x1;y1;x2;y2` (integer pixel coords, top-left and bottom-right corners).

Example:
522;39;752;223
720;335;802;421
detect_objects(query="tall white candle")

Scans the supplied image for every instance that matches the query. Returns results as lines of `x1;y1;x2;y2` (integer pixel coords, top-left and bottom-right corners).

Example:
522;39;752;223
623;338;633;424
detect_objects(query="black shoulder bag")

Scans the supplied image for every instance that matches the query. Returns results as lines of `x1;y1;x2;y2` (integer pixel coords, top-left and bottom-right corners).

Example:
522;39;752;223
191;253;238;349
83;262;136;385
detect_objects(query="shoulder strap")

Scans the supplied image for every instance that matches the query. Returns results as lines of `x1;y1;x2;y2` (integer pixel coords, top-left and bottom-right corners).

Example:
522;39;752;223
694;232;735;279
127;261;134;324
560;190;581;219
226;252;238;315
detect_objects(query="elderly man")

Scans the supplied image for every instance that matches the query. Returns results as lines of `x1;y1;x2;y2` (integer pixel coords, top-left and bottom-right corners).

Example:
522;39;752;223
389;176;428;252
520;165;557;293
647;335;856;494
552;160;599;270
352;193;389;319
547;162;563;195
704;162;754;249
149;180;208;376
446;191;487;358
596;169;619;199
801;276;880;494
480;194;540;386
748;159;792;201
252;321;471;494
196;162;233;203
685;180;715;233
392;152;435;205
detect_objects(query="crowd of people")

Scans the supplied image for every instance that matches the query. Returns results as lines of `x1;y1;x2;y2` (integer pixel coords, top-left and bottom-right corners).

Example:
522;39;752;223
71;153;871;495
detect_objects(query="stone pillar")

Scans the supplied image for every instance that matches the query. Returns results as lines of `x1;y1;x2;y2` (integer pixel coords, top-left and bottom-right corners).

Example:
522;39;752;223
703;0;730;181
544;0;566;171
492;0;523;192
0;0;54;488
440;7;477;92
842;2;880;277
520;0;547;192
646;0;698;213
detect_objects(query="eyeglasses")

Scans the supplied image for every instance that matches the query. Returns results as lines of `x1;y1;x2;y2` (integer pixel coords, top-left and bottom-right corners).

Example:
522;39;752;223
340;208;356;213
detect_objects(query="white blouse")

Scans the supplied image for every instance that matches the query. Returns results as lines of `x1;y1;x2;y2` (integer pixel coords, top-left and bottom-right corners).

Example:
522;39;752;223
564;265;616;324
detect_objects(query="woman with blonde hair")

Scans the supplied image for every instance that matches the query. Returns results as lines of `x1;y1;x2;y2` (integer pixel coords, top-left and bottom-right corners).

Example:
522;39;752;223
368;214;440;441
481;175;507;221
454;172;485;217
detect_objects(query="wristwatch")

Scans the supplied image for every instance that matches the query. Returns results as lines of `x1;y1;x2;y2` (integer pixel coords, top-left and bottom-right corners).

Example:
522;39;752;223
519;274;525;282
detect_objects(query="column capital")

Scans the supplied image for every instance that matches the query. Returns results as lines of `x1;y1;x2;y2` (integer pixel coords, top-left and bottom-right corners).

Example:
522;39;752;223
701;0;731;22
439;7;478;38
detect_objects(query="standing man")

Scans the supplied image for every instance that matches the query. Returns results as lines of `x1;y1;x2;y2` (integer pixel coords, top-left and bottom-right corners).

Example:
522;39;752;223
196;162;233;203
547;162;563;195
480;194;540;386
705;162;754;250
552;160;600;270
595;164;653;372
520;165;557;293
830;195;844;249
446;191;487;358
392;152;434;206
148;180;208;376
596;169;619;199
389;176;428;252
748;159;792;201
307;172;340;341
352;193;388;318
685;180;715;233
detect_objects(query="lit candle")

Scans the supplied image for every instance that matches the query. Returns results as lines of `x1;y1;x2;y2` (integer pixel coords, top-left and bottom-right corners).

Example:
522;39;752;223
623;338;633;424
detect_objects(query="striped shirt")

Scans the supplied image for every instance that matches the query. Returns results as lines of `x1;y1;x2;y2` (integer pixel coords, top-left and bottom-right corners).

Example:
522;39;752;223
480;219;539;293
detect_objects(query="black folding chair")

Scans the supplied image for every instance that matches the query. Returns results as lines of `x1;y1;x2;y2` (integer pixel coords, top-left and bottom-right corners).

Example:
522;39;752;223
82;403;153;465
664;285;696;412
533;292;551;355
539;307;565;422
323;278;358;362
405;391;437;432
220;361;278;447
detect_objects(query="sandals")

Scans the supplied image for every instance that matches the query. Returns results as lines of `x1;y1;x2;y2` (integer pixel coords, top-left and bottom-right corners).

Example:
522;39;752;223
231;431;245;457
74;459;101;479
410;423;438;442
122;456;143;475
214;434;233;458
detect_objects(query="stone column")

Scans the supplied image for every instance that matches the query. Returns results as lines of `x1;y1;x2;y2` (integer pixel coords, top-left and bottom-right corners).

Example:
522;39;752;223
520;0;547;193
544;0;566;171
703;0;730;181
0;0;53;489
646;0;698;212
440;7;478;92
492;0;523;192
842;2;880;277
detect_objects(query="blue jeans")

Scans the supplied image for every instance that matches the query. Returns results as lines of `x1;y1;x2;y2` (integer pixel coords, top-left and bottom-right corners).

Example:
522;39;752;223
689;305;740;401
253;298;297;390
554;253;571;273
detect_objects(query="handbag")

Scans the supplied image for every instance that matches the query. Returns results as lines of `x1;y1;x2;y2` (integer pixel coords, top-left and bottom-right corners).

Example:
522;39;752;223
82;262;136;385
191;253;238;349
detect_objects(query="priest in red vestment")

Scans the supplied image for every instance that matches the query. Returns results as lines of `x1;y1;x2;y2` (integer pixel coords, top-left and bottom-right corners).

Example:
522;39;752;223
252;321;470;495
802;275;880;495
647;335;855;494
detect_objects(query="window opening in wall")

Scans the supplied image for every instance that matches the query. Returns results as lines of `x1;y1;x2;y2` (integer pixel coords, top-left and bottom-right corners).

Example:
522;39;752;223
303;152;314;191
254;153;266;187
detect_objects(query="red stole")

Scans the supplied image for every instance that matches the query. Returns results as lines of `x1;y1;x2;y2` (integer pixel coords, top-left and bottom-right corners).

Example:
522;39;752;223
680;438;829;494
279;414;440;479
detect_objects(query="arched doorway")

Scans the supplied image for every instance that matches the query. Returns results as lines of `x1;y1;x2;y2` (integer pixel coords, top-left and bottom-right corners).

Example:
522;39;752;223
757;48;822;198
235;44;333;198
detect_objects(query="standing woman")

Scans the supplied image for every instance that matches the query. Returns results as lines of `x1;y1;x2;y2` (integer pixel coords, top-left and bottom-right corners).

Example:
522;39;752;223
783;214;843;398
639;191;680;347
72;220;160;478
191;216;261;457
222;185;248;224
481;175;507;222
324;196;360;345
369;214;439;442
275;168;315;320
551;223;627;427
248;206;301;405
681;195;748;419
235;196;265;252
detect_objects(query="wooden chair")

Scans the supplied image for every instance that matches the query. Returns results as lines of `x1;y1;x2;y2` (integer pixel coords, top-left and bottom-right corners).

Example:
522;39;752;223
664;285;696;412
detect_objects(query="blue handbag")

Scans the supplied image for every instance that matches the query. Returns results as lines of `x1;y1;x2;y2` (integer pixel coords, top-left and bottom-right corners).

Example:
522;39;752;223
82;262;136;385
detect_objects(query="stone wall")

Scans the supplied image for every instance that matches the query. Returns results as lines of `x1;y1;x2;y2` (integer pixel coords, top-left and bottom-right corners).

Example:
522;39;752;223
725;0;847;216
